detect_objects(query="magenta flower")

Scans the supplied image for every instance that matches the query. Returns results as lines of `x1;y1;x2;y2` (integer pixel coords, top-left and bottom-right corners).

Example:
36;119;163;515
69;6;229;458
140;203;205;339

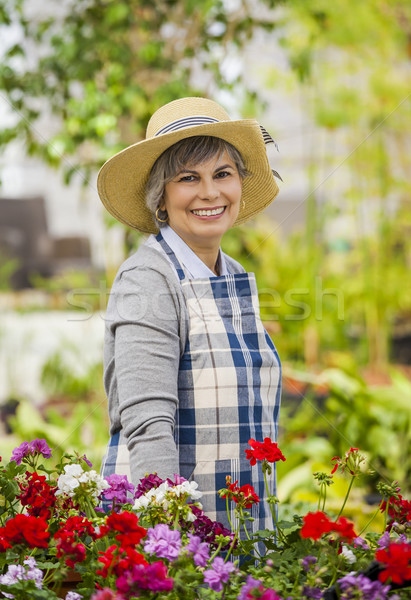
238;575;263;599
260;591;282;600
116;562;173;594
10;439;52;465
102;474;135;505
144;524;182;561
166;473;187;486
90;589;121;600
134;473;164;499
203;557;236;592
186;533;210;567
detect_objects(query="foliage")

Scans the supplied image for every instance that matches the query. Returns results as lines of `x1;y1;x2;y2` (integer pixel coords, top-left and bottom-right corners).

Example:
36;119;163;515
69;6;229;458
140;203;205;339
261;0;411;366
0;0;278;184
1;439;411;599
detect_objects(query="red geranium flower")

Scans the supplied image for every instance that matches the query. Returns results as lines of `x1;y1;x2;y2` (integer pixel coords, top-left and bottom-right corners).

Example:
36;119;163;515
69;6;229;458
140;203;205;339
0;536;11;552
333;516;357;541
300;511;334;541
331;447;364;476
101;511;147;548
98;544;147;578
18;471;57;520
381;494;411;528
220;477;260;509
376;542;411;584
0;514;49;548
245;438;286;466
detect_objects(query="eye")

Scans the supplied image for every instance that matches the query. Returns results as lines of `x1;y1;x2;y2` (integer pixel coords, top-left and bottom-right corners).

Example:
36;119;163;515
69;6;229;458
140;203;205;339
215;170;231;179
178;174;196;182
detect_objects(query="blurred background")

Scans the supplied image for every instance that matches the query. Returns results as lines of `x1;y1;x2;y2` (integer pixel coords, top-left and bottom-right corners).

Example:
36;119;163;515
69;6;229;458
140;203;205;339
0;0;410;524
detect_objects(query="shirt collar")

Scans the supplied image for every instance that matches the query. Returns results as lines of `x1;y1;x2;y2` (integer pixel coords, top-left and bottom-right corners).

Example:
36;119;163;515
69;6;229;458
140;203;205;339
160;225;228;279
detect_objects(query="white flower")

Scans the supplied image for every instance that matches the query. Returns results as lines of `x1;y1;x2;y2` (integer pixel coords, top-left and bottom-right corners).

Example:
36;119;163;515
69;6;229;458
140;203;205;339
79;470;110;498
175;480;202;500
186;508;196;522
64;464;84;478
133;495;151;510
56;464;84;497
56;464;109;499
341;545;357;564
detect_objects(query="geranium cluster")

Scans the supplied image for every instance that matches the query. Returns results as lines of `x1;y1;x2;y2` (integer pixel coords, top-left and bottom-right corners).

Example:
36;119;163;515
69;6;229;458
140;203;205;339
220;476;260;509
1;438;411;599
300;511;357;541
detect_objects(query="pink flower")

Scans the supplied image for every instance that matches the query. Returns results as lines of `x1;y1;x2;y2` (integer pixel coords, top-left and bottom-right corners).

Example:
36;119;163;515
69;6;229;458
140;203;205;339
103;474;135;505
144;524;181;561
116;562;173;594
203;557;236;592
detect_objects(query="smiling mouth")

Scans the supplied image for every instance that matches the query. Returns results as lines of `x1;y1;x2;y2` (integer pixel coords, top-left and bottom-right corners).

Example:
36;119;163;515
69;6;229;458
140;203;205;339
191;206;226;217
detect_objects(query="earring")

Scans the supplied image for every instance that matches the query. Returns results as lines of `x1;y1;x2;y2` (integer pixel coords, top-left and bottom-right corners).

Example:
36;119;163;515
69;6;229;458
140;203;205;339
241;199;246;210
155;207;169;223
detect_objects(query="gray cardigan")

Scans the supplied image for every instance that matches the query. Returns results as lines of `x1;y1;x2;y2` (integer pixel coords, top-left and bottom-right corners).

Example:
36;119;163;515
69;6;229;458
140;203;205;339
103;241;244;484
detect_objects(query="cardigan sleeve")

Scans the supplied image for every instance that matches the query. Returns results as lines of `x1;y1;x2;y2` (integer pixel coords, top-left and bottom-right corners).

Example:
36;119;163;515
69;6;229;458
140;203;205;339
104;259;187;484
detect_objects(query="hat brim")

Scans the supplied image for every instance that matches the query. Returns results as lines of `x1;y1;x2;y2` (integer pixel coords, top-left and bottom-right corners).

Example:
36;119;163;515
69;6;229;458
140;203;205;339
97;119;279;234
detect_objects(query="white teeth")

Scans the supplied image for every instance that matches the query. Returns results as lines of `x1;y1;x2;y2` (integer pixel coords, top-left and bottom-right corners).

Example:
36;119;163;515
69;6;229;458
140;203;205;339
192;207;225;216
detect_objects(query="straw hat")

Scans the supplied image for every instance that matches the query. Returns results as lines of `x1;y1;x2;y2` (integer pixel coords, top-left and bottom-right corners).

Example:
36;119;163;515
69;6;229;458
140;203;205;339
97;97;280;233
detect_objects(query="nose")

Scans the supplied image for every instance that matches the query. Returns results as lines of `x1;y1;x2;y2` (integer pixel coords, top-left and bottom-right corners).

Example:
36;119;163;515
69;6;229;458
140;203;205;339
197;177;220;201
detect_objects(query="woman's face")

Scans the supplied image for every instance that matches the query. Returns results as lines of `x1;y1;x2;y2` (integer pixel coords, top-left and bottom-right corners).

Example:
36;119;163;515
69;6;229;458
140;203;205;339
161;151;242;251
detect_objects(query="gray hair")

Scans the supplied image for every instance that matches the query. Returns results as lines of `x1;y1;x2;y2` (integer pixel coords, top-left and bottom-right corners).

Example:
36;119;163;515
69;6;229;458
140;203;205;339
145;136;249;228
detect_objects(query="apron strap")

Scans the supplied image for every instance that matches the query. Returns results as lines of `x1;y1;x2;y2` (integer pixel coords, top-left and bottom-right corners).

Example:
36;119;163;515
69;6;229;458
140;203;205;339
155;232;186;281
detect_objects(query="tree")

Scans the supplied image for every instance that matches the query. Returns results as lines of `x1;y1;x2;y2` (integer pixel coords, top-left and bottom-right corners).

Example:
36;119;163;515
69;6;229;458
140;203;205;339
0;0;278;185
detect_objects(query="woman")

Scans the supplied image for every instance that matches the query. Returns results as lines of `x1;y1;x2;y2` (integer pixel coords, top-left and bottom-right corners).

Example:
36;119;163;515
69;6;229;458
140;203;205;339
98;97;282;532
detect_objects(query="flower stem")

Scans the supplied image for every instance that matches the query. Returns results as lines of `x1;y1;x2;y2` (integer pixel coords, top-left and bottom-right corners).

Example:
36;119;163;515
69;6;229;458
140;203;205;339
226;496;234;531
358;502;384;536
263;469;285;544
336;475;355;519
172;507;180;530
383;498;390;532
224;523;240;563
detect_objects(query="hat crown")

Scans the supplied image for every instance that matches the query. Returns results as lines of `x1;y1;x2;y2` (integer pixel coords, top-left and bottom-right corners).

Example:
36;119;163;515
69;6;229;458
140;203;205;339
146;97;231;139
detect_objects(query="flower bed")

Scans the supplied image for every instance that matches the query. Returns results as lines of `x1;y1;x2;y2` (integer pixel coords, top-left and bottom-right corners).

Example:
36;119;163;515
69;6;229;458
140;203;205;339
0;440;410;599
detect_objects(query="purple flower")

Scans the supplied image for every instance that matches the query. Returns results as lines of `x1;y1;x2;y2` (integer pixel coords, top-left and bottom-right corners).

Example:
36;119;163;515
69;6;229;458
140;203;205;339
10;439;52;465
238;575;262;600
302;585;322;599
203;557;236;592
144;524;182;561
0;558;44;596
354;536;370;550
337;573;390;600
80;454;93;468
102;474;135;505
30;438;52;459
189;505;235;551
185;533;210;567
134;473;164;499
377;532;391;549
301;555;317;572
10;441;33;465
65;593;83;600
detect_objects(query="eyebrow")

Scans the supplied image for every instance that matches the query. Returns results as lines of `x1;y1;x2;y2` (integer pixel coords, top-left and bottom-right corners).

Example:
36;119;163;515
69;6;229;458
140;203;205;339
176;164;235;176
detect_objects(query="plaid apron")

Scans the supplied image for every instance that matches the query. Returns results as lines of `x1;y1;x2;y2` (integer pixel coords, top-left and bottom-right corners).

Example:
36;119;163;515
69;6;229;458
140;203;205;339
102;233;281;533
